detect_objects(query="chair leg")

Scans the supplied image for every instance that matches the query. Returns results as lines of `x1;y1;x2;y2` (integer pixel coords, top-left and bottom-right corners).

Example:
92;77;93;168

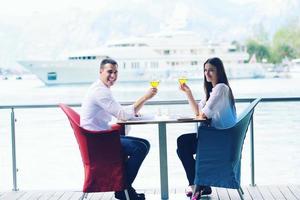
239;187;244;194
237;188;244;200
124;189;130;200
80;193;88;200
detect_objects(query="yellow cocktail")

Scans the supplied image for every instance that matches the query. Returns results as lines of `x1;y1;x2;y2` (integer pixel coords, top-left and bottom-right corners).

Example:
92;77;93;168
150;80;160;88
178;76;187;84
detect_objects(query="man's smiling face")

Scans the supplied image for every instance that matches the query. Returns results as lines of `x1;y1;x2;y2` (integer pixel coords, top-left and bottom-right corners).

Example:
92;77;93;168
100;63;118;87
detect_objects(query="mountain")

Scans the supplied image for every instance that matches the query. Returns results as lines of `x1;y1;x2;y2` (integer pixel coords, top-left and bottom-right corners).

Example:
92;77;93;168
0;0;299;70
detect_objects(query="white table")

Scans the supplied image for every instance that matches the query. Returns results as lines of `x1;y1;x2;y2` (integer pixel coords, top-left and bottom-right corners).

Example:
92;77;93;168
118;117;206;200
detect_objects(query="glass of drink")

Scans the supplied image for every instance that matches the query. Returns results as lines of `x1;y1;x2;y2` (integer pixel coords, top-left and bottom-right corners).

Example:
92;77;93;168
178;76;187;85
150;80;160;88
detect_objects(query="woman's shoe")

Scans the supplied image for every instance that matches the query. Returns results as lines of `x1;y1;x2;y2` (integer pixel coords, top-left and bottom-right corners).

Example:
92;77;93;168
202;186;212;195
191;191;201;200
185;185;193;197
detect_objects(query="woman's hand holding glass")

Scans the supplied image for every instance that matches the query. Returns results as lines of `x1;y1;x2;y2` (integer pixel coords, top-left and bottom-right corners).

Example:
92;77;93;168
179;82;191;93
178;76;187;85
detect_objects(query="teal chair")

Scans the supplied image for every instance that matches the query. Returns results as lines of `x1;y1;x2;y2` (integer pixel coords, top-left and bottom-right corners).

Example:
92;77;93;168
194;98;261;199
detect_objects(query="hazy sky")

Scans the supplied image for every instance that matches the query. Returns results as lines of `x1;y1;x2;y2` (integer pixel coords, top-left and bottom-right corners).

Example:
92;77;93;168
2;0;299;37
2;0;299;17
0;0;299;69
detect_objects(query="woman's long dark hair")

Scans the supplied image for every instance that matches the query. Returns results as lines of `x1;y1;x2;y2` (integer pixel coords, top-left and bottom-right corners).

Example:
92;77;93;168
203;57;236;110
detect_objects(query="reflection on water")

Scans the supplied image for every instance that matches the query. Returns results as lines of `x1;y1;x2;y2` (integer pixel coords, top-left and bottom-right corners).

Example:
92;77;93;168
1;77;300;105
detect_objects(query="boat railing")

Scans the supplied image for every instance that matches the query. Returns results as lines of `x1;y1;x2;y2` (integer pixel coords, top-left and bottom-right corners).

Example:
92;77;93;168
1;97;300;191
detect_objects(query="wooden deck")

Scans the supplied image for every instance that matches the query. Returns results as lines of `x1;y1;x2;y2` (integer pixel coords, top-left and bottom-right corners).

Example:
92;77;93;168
0;185;299;200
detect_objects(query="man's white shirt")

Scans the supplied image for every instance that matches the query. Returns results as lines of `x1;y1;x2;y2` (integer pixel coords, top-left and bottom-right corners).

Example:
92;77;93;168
80;79;135;131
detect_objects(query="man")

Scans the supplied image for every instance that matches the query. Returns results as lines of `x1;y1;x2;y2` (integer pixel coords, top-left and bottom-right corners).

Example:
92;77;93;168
80;58;157;200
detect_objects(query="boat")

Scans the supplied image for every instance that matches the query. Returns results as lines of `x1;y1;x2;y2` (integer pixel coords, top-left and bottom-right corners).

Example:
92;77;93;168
288;58;300;78
18;30;266;85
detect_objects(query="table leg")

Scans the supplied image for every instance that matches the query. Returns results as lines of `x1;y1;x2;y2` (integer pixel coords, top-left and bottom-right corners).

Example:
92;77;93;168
158;122;169;200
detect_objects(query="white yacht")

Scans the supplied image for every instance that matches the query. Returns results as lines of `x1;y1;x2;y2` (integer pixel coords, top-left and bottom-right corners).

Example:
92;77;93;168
18;31;266;85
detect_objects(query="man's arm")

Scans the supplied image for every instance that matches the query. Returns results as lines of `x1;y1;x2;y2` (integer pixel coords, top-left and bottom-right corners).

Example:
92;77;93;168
133;87;157;115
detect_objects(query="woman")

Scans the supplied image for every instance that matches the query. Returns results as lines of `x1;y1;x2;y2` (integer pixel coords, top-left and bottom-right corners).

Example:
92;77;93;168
177;57;237;199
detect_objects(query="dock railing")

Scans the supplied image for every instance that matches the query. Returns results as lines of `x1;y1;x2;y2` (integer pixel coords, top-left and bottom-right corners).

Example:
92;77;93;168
1;97;300;191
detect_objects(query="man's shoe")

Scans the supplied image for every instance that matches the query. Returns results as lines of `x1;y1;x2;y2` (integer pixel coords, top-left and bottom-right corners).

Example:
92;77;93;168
129;187;145;199
115;188;145;200
114;191;126;200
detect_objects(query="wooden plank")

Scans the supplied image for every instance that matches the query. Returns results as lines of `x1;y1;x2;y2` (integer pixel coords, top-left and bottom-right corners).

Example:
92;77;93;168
152;188;159;195
38;191;56;200
89;192;104;200
256;185;275;200
168;192;187;200
84;193;92;200
48;191;65;200
215;187;230;200
22;191;44;200
57;191;75;200
85;193;93;200
168;187;181;199
0;191;26;200
70;192;85;200
241;186;253;200
15;191;28;200
278;186;297;200
227;188;241;200
100;192;113;200
0;186;299;200
288;185;300;200
142;193;158;200
17;192;34;200
242;186;255;200
173;187;184;194
267;185;286;200
247;186;264;200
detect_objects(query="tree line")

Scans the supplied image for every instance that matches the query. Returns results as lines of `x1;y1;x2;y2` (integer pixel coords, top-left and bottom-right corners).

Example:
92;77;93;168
245;21;300;64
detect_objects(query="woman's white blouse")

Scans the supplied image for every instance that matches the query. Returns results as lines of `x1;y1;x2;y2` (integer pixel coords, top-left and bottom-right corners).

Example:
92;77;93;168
198;83;237;129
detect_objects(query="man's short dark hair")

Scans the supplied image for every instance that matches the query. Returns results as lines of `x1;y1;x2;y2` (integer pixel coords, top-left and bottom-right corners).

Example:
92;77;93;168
100;58;118;69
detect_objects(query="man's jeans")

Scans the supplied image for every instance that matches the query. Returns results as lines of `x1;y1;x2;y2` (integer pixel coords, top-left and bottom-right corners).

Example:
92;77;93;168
120;135;150;186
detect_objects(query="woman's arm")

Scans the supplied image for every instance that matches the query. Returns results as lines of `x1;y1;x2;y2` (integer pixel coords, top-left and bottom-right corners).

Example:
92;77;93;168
179;83;200;117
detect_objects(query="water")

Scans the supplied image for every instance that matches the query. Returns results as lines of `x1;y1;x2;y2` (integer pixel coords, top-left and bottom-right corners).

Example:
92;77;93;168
1;77;300;105
0;77;300;191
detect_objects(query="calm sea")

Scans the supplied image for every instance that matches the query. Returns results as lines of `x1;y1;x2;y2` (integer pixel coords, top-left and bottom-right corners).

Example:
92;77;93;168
0;77;300;190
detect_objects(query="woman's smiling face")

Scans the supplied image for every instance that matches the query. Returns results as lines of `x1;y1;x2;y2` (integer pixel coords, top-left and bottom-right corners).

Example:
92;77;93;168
204;63;218;85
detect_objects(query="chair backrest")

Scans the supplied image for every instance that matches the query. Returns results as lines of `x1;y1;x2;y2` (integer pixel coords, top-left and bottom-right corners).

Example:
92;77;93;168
59;103;126;192
233;98;261;157
59;103;80;126
195;98;261;189
59;103;90;163
237;98;261;123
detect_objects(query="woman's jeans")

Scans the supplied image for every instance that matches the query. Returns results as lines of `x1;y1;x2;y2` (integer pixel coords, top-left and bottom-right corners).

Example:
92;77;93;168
176;133;197;185
120;135;150;186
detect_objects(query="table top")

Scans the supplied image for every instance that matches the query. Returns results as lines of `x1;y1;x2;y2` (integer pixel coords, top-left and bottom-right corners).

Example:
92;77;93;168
117;115;207;125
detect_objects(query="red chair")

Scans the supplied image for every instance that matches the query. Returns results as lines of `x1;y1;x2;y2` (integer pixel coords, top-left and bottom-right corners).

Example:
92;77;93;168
59;103;129;200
